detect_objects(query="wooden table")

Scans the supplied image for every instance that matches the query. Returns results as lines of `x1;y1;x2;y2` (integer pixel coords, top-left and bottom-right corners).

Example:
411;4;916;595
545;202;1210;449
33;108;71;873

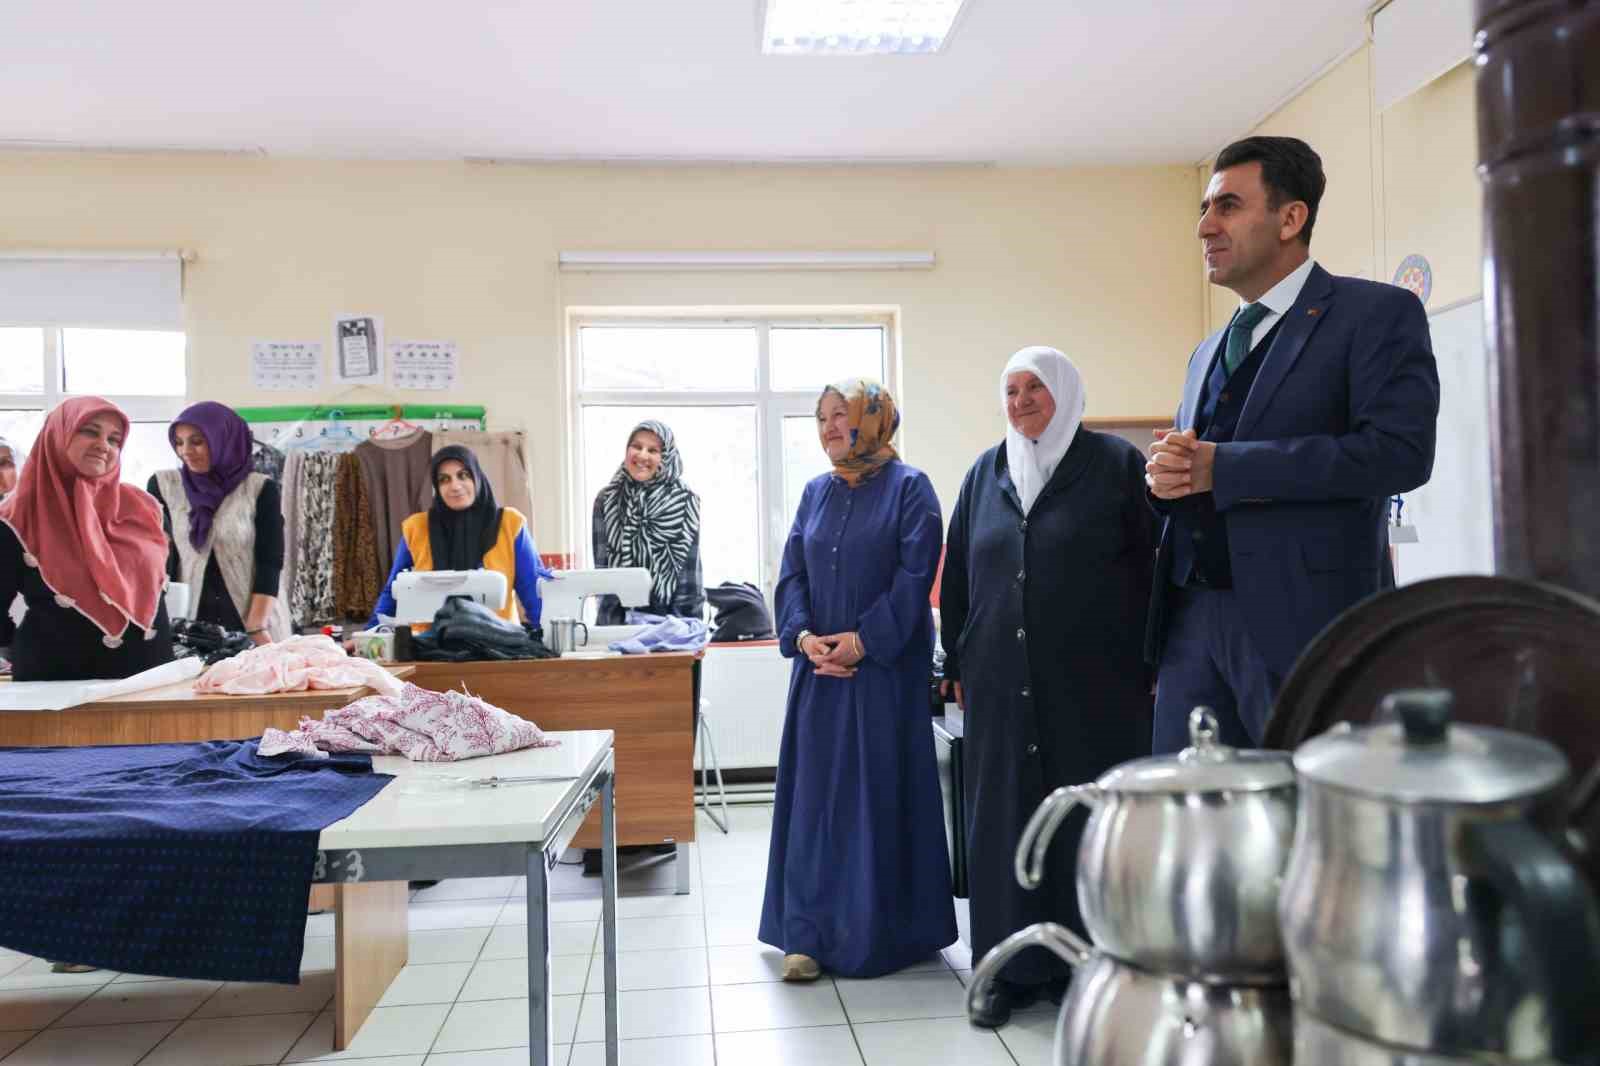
0;666;414;747
404;653;698;890
317;731;619;1065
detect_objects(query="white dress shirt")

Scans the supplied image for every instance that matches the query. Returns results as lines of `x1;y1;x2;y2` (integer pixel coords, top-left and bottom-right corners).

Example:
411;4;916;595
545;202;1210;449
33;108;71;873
1243;257;1318;349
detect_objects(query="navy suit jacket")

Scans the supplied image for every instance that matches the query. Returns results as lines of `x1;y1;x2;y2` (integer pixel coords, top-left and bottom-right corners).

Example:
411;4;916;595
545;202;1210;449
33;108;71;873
1146;263;1441;677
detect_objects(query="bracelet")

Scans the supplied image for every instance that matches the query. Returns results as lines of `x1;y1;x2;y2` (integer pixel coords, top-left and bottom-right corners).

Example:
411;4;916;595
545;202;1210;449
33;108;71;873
796;629;813;652
245;628;267;636
852;633;864;658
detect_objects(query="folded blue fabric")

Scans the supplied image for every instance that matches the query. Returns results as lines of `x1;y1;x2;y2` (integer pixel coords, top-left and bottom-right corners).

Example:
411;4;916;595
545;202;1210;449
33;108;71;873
0;740;391;984
609;615;709;654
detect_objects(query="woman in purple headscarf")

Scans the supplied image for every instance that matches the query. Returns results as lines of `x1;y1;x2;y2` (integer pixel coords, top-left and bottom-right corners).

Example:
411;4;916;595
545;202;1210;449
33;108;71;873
147;402;291;644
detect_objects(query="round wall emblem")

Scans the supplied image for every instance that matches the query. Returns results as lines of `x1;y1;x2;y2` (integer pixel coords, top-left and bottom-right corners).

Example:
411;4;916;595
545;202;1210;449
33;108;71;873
1393;254;1433;305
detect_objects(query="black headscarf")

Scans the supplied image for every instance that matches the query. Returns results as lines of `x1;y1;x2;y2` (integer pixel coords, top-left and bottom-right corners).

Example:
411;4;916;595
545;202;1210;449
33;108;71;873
427;445;503;571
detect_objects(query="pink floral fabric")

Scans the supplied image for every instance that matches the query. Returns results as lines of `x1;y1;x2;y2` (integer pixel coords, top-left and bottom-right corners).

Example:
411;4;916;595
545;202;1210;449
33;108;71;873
258;682;557;762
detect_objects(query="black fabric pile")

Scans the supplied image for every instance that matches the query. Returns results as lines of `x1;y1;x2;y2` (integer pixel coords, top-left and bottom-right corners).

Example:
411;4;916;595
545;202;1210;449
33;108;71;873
172;618;255;665
707;582;776;644
408;595;558;662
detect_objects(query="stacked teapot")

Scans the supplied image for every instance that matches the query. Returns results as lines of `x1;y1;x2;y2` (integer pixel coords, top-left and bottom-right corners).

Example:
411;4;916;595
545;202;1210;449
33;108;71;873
968;708;1297;1065
1280;690;1600;1066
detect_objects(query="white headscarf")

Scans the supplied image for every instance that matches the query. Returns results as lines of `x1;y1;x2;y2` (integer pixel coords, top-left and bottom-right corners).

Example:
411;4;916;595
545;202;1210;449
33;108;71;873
1001;346;1086;514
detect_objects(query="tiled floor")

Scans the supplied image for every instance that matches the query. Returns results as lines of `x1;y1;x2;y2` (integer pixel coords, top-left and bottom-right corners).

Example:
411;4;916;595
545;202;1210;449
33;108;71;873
0;804;1049;1065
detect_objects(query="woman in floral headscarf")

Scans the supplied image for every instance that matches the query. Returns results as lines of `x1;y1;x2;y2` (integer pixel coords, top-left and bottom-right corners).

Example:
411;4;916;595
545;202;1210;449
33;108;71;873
591;419;704;625
759;379;956;982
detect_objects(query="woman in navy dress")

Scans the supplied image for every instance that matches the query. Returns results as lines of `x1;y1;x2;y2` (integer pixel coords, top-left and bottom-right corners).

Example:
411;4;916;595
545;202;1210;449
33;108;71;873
760;379;957;981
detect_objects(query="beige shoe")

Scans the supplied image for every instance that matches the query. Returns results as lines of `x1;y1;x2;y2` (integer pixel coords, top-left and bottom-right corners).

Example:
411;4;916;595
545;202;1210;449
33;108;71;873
49;962;99;974
782;953;822;982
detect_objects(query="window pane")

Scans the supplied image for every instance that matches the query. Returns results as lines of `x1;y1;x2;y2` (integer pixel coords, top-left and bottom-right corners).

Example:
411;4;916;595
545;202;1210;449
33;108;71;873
582;405;760;594
119;421;176;491
0;409;45;463
62;329;186;395
580;326;757;391
0;329;45;394
770;326;885;391
782;415;833;534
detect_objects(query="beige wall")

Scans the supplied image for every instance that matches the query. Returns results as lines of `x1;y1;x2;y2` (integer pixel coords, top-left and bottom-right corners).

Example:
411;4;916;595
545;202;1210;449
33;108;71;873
1199;45;1481;331
1;156;1200;549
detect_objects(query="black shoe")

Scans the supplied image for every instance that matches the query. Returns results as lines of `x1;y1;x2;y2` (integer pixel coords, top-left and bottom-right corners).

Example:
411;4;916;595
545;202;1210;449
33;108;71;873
582;849;602;876
1045;976;1070;1005
968;983;1013;1029
408;880;439;890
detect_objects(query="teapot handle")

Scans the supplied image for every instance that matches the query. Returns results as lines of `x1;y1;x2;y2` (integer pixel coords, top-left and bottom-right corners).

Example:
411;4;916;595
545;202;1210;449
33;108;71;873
1015;783;1100;891
1460;818;1600;1059
967;922;1091;1022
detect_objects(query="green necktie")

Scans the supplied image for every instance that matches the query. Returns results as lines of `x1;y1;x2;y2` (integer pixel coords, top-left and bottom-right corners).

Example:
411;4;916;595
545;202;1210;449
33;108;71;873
1223;302;1271;376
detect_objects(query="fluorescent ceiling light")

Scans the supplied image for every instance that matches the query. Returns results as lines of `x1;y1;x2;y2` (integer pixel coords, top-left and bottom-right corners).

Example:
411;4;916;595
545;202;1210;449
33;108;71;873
761;0;970;55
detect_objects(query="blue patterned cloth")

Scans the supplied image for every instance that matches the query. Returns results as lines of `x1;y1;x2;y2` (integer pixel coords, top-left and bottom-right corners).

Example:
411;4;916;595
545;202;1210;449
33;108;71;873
0;740;392;983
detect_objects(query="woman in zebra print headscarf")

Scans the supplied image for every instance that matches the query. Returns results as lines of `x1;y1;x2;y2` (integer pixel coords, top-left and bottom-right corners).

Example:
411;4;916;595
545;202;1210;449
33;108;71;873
590;419;705;626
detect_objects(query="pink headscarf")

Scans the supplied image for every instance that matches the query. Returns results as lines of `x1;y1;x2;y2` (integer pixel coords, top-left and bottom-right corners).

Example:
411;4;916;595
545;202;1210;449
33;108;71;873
0;397;168;642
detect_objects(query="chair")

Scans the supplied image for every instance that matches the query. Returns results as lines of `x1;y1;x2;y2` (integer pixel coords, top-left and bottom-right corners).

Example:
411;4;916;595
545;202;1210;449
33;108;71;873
696;698;730;833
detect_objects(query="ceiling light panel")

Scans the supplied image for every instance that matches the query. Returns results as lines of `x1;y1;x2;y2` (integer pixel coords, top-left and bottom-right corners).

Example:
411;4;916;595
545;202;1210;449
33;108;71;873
761;0;970;55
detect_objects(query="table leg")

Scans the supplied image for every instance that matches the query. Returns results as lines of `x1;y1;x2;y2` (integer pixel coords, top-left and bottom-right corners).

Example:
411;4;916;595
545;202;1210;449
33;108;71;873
333;881;408;1050
674;842;691;895
526;848;552;1066
601;770;619;1065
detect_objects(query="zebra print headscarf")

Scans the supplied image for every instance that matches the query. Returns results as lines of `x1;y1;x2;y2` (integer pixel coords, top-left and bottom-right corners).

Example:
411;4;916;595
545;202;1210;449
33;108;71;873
599;420;700;607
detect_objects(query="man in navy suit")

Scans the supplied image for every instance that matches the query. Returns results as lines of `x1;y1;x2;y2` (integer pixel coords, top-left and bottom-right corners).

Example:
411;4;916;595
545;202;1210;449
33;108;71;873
1145;136;1439;753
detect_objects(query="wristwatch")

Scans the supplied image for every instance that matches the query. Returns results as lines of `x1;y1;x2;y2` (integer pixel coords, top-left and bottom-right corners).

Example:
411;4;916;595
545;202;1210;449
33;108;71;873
796;628;814;651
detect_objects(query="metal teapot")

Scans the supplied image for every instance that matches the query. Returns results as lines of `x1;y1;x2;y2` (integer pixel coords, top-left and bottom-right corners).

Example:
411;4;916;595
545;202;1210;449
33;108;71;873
1279;689;1600;1063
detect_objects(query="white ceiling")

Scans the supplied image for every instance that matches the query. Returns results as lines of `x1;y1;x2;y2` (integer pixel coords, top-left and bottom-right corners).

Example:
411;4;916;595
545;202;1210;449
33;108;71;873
0;1;1372;165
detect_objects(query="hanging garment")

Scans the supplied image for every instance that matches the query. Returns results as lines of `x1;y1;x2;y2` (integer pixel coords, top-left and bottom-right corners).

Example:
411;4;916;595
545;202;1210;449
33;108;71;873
250;440;286;483
259;682;558;762
426;429;533;522
290;451;340;627
280;449;306;627
354;431;432;573
333;452;384;621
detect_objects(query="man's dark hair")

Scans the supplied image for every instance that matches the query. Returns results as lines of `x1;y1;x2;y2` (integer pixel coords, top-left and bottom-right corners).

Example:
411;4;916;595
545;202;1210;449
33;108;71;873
1213;136;1326;246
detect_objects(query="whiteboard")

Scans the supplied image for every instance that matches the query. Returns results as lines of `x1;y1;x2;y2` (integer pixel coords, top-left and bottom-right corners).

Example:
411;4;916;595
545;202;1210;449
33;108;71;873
1397;296;1495;584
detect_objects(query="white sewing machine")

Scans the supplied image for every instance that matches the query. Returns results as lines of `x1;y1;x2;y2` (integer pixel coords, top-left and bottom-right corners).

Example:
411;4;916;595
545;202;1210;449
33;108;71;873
390;569;509;625
537;567;653;651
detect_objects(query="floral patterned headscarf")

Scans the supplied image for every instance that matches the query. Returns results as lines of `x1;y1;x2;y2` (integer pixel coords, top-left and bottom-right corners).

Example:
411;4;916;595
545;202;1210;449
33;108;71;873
817;378;901;488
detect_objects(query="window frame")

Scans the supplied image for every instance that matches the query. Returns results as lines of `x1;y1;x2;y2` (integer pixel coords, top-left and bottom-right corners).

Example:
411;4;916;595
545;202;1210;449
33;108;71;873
0;325;190;477
567;311;899;597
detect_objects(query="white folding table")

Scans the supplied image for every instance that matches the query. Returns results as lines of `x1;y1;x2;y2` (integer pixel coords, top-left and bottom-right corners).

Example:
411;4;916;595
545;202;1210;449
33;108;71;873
315;728;619;1066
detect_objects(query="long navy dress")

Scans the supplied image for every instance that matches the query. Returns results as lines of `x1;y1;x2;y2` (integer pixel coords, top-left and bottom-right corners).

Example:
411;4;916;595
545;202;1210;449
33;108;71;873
941;430;1157;988
760;459;957;977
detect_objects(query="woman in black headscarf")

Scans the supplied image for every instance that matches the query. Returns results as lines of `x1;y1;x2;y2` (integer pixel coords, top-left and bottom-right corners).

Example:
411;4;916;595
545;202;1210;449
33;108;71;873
590;419;705;624
368;445;547;626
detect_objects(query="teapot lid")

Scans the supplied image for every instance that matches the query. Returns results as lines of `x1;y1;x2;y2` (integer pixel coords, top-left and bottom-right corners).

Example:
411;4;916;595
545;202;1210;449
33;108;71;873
1099;707;1295;794
1293;689;1569;804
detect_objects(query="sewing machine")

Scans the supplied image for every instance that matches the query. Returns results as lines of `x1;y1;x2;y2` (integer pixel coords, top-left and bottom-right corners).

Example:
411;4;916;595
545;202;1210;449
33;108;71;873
390;569;508;625
537;567;653;651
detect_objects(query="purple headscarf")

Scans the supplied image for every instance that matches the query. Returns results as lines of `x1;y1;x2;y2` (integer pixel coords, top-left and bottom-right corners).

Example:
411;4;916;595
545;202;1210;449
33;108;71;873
169;401;254;549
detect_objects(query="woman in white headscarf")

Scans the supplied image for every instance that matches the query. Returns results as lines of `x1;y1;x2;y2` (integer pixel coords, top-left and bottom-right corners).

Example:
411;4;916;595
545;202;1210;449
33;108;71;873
938;347;1157;1028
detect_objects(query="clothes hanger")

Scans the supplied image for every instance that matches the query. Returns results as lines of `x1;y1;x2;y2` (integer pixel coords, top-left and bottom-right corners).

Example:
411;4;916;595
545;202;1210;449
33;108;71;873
371;406;424;442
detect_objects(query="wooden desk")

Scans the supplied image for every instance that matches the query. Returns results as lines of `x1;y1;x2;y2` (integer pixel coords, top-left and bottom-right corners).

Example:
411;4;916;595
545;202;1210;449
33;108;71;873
404;654;697;880
0;667;414;747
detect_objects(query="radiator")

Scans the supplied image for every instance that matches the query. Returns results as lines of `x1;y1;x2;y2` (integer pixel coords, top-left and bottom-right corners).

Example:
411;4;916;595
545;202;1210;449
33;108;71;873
698;642;791;770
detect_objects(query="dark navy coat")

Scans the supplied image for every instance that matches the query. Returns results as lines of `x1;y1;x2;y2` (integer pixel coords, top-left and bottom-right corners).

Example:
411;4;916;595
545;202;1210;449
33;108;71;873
940;429;1157;986
1147;264;1440;678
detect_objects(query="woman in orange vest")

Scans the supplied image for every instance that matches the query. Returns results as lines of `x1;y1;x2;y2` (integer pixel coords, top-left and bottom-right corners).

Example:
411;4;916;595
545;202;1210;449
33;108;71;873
368;446;545;628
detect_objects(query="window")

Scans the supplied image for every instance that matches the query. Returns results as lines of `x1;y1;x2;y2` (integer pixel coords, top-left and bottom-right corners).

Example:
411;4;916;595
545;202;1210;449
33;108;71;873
0;327;188;491
572;315;892;599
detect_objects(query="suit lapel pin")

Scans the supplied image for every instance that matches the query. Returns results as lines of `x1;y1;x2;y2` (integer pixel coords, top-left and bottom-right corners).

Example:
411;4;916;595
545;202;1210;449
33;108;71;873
1307;308;1321;317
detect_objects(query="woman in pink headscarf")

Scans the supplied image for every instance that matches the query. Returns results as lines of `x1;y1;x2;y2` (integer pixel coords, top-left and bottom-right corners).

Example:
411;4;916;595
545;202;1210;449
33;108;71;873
0;397;174;681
